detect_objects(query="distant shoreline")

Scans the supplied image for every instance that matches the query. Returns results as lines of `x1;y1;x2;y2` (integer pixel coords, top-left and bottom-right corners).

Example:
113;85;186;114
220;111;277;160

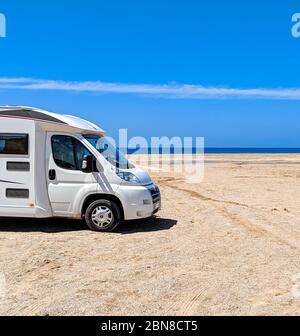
126;148;300;154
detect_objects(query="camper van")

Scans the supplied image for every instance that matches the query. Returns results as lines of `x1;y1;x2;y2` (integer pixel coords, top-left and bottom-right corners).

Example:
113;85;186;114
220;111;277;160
0;106;161;232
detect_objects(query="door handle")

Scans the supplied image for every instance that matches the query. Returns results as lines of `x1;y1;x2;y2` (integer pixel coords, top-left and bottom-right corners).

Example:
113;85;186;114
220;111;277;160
49;169;56;181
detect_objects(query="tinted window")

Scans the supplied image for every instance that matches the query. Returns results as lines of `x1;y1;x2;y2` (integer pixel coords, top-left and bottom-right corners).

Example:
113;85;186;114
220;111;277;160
0;134;29;155
51;135;93;170
84;135;134;169
74;138;92;170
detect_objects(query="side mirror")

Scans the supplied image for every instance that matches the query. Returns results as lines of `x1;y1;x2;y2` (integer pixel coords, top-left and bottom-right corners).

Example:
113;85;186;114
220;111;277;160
82;155;94;173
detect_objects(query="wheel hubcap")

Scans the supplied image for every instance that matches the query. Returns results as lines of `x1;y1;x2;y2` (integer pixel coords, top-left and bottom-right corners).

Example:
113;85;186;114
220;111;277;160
91;206;113;228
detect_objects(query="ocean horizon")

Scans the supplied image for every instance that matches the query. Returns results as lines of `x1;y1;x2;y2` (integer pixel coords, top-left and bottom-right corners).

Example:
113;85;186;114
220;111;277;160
126;148;300;154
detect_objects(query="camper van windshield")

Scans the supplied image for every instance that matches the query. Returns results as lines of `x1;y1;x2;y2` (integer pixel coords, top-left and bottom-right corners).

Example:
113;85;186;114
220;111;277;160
84;135;134;169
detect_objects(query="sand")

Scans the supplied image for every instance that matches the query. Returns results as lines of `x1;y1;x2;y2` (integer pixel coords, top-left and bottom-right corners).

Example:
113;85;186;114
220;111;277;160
1;154;300;315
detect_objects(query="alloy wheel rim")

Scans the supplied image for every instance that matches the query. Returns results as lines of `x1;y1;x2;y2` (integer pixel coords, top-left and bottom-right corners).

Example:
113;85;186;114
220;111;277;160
91;206;114;228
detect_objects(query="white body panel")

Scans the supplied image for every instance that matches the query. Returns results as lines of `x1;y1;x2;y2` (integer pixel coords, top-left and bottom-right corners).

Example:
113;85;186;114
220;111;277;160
0;119;35;216
0;106;161;221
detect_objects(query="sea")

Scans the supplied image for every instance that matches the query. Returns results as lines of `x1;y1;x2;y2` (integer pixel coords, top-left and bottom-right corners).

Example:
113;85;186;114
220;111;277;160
126;148;300;155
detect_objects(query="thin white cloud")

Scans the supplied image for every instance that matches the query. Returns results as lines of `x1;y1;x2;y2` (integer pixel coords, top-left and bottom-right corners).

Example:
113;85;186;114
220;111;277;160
0;77;300;100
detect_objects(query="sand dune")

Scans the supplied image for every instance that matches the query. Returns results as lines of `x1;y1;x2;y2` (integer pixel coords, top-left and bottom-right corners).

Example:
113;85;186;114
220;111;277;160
1;154;300;315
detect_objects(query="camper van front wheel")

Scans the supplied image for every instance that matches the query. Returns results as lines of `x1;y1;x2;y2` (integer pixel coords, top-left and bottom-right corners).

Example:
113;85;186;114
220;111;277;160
84;199;121;232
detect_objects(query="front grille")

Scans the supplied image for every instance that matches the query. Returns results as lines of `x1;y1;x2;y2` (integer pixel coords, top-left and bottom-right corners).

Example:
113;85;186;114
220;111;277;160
149;185;161;204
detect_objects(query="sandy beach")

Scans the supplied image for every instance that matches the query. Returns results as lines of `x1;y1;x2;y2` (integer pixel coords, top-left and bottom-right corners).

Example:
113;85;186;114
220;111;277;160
1;154;300;315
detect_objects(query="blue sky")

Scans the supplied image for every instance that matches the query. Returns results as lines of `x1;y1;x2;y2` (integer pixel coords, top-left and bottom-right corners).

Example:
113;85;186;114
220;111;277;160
0;0;300;147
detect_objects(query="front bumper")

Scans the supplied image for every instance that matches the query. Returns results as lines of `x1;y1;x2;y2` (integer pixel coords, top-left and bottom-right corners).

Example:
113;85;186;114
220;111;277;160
118;183;161;220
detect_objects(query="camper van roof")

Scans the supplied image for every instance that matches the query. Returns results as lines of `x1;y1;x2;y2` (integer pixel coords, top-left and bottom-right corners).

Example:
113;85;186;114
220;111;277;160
0;106;105;134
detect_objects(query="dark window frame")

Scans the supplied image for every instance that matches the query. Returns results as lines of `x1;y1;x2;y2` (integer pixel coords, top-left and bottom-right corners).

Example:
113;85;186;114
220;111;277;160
0;133;29;155
51;135;96;171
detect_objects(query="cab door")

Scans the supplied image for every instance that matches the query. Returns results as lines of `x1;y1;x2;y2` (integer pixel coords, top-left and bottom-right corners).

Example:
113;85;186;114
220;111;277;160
46;133;98;216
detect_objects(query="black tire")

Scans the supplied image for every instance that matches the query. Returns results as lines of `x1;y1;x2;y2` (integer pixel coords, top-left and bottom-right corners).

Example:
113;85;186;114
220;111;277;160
84;199;121;232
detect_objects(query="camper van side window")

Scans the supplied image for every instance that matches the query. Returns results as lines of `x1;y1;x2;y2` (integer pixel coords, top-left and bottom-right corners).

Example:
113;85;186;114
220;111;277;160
0;134;28;155
52;136;77;170
51;135;93;171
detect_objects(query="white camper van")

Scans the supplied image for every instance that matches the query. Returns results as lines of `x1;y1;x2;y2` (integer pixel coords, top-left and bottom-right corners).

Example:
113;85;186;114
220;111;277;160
0;106;161;232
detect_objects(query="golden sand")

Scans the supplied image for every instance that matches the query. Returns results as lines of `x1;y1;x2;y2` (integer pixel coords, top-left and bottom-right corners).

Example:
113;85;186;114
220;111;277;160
1;154;300;315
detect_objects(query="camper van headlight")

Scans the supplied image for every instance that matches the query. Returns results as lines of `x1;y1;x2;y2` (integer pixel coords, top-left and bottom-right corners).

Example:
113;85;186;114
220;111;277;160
116;171;141;184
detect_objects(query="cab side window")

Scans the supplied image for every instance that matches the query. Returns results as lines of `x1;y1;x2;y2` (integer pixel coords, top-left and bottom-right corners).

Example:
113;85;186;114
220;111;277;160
74;138;92;170
51;135;93;170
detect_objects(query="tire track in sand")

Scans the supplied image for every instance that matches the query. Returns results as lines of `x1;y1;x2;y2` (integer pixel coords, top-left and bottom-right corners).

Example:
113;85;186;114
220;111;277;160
160;179;300;315
161;180;300;251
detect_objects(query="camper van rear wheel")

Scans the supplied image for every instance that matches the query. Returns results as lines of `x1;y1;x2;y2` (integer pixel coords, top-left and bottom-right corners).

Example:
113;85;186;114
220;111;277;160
85;199;121;232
